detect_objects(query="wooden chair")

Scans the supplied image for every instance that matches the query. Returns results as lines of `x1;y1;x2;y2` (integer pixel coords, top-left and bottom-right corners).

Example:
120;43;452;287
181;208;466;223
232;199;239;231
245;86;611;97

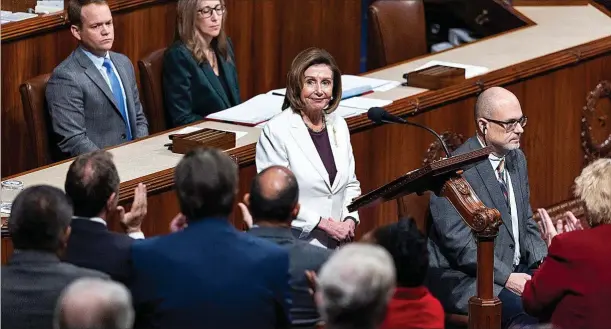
19;73;65;168
138;48;168;134
367;0;428;71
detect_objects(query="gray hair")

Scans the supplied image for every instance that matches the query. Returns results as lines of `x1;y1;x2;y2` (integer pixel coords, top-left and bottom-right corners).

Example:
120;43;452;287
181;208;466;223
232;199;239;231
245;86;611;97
317;243;396;329
54;278;134;329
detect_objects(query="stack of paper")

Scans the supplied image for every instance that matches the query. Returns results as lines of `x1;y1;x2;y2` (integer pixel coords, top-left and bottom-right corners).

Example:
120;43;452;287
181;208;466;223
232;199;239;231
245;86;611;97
205;94;285;126
1;12;38;22
266;75;400;99
340;96;392;110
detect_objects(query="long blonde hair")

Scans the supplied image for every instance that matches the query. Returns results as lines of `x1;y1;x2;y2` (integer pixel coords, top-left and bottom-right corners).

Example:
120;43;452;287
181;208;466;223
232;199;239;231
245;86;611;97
176;0;231;64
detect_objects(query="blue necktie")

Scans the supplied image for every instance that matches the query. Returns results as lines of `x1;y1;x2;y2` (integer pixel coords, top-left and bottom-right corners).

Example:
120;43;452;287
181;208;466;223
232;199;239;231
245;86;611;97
102;58;132;141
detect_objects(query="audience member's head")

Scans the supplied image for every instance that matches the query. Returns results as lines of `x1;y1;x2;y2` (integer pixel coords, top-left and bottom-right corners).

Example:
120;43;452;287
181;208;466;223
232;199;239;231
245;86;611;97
176;0;231;64
245;166;300;224
9;185;73;253
175;147;238;220
54;277;134;329
65;150;120;219
574;158;611;227
68;0;113;57
316;243;396;329
475;86;527;155
369;218;428;288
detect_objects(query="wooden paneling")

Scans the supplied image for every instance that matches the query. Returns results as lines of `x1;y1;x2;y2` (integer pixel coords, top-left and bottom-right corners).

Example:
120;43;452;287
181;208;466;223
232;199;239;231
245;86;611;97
1;0;362;177
1;0;37;12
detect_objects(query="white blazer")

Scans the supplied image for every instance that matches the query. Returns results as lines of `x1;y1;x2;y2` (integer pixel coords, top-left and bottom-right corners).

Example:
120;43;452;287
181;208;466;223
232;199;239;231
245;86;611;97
256;108;361;248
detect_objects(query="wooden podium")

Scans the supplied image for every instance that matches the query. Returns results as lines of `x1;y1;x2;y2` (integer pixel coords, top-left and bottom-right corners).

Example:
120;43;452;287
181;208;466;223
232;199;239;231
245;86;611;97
348;146;503;329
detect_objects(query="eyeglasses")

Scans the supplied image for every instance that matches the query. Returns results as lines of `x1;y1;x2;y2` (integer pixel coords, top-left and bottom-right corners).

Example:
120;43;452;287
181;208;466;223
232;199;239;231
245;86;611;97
485;116;528;132
197;5;226;18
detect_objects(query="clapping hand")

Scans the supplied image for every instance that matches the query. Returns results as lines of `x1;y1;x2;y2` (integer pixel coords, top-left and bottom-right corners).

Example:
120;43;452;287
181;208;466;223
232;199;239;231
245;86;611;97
537;208;583;247
118;183;147;233
238;202;253;229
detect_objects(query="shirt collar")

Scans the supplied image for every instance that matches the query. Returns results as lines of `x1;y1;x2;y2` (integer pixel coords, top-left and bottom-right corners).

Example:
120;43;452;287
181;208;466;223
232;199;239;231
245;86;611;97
477;135;505;169
80;46;110;70
73;216;107;227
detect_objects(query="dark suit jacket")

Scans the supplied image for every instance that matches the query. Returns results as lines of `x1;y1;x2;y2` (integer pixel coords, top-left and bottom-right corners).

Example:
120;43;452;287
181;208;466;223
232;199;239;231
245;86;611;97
426;136;547;314
62;217;134;285
248;226;332;328
130;218;291;329
523;224;611;329
162;40;241;127
1;250;109;329
46;47;149;156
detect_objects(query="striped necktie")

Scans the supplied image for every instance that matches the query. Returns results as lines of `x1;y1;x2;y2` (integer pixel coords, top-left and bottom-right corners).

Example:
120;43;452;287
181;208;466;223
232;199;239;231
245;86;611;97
102;58;132;140
496;158;510;212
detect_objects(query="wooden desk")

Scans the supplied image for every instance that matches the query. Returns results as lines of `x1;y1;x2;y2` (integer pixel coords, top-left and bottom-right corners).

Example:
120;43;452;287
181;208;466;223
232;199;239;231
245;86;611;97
3;3;611;264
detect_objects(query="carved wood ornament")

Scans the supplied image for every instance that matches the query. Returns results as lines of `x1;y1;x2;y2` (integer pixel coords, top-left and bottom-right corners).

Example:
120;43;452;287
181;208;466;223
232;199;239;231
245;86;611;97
581;80;611;164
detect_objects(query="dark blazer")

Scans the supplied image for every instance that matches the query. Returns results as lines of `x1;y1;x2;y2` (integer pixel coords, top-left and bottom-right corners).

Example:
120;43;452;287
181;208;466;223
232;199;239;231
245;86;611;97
46;47;149;156
1;250;109;329
62;217;134;285
523;224;611;329
162;40;241;127
248;226;332;329
426;136;547;314
130;218;291;329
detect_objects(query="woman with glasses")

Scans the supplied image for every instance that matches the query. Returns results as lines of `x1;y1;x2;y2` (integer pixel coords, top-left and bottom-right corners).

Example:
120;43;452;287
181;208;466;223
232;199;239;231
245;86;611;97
163;0;241;127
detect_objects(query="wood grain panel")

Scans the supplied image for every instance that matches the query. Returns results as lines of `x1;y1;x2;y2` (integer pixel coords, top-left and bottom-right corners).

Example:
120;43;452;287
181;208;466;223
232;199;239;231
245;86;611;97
1;0;37;13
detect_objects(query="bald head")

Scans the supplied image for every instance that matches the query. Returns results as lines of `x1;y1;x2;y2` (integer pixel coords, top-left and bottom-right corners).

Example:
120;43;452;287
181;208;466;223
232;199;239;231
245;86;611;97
249;166;299;222
475;87;520;120
55;278;134;329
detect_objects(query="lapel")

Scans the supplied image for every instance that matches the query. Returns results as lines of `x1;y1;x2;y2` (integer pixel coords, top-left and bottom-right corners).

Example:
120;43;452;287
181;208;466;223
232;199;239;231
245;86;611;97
506;151;524;227
327;113;344;193
289;110;332;190
467;137;515;242
109;52;135;129
218;55;239;106
200;60;231;108
75;47;120;114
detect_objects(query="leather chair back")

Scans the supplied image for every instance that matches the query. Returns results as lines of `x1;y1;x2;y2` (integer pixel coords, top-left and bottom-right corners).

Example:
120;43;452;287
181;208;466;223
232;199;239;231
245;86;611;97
367;0;427;70
19;73;61;167
138;48;168;134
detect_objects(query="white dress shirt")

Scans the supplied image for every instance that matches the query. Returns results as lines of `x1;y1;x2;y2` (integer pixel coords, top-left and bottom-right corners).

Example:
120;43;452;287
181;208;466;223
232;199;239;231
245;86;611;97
74;216;145;240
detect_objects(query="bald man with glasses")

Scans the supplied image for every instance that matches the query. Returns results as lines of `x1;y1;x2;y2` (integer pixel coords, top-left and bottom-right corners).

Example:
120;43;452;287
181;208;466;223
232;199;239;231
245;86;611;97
426;87;547;329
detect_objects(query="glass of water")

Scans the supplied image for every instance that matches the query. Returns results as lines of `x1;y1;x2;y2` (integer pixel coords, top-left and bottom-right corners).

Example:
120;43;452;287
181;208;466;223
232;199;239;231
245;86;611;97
1;180;24;214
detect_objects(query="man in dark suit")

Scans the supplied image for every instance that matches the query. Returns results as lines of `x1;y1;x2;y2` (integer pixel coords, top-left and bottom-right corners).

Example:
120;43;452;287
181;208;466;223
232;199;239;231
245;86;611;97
46;0;148;156
1;185;109;329
62;150;147;285
130;148;291;329
426;87;547;329
240;165;332;329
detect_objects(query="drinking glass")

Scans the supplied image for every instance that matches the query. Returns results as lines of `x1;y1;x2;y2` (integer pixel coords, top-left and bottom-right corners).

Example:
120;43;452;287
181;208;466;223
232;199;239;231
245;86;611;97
1;180;24;214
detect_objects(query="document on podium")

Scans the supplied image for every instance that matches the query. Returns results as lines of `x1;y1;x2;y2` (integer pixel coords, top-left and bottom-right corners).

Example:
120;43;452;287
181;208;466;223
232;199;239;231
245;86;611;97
267;75;398;99
205;94;284;126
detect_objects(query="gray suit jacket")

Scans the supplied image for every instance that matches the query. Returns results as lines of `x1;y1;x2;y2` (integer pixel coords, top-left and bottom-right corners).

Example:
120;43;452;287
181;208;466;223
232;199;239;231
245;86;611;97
46;47;149;156
426;136;547;314
1;250;109;329
248;226;332;329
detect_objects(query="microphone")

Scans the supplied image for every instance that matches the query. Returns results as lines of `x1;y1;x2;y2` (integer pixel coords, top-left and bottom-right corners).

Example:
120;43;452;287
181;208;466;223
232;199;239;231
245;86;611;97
367;107;451;157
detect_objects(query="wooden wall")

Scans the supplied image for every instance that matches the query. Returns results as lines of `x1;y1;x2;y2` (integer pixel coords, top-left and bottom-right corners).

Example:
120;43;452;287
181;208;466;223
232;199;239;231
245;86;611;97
1;0;37;12
1;0;362;177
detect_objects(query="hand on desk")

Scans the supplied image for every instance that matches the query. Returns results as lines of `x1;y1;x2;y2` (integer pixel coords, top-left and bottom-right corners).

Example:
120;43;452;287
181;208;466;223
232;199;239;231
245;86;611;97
505;273;531;296
118;183;147;234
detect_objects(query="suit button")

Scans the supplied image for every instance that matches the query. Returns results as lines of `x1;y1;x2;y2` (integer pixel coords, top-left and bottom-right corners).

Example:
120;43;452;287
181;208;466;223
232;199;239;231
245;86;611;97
121;133;126;140
509;244;515;250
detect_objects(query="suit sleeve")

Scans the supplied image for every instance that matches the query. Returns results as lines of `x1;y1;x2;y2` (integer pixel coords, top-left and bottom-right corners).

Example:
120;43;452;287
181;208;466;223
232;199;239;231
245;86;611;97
269;247;291;329
522;235;571;320
255;123;321;238
430;194;513;287
126;59;149;138
46;70;100;156
519;151;548;265
227;38;241;104
162;48;203;126
340;120;361;223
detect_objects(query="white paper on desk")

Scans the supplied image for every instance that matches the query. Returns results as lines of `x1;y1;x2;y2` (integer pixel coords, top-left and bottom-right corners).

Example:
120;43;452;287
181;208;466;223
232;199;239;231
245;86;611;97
414;60;489;79
340;97;392;110
206;94;284;125
373;81;402;92
334;106;368;119
175;126;248;140
265;75;397;98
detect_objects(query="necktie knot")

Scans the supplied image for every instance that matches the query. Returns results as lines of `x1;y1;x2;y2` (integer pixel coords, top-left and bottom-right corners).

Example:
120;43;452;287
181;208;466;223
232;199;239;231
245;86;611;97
102;58;113;72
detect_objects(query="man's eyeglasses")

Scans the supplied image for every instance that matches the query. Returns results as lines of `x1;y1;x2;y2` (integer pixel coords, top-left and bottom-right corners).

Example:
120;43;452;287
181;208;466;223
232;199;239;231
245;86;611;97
198;5;226;18
485;116;528;132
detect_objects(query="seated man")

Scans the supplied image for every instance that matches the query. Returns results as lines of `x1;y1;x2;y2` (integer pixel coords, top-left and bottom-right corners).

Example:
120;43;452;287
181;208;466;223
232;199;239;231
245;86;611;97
426;87;547;329
130;148;291;329
523;158;611;329
1;185;109;329
46;0;148;156
55;277;134;329
62;150;147;285
241;165;332;329
315;243;396;329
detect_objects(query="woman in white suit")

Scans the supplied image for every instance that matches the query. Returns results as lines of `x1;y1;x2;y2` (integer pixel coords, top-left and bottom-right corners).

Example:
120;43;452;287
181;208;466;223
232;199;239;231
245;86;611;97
256;48;361;249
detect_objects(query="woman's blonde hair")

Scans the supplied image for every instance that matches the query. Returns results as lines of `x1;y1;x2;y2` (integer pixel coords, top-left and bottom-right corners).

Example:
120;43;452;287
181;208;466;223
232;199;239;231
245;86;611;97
574;158;611;227
283;48;342;114
176;0;231;64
